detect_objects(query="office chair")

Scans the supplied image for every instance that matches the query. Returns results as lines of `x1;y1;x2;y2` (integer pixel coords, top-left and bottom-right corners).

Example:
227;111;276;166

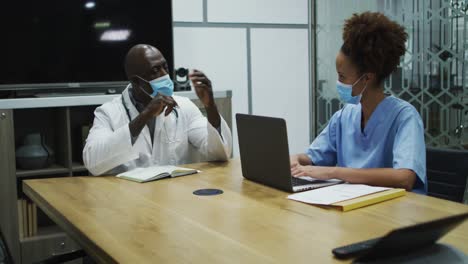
426;147;468;202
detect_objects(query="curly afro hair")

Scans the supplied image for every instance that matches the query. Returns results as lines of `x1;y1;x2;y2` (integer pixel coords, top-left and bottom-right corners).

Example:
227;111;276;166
341;12;408;84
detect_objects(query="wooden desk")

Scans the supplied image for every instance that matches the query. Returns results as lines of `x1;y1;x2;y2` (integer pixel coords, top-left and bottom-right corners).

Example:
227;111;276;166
23;159;468;263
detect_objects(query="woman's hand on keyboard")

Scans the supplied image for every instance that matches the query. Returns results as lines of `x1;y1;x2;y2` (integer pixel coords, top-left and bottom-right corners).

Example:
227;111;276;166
291;164;336;180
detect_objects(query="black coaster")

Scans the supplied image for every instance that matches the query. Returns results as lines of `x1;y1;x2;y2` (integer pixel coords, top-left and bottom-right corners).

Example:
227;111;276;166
193;189;223;196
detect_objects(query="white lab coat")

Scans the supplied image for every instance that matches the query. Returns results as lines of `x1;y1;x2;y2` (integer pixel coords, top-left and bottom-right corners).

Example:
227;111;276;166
83;86;232;176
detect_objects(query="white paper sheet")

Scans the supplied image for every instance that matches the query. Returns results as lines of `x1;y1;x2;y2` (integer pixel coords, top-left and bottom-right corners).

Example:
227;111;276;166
287;184;391;205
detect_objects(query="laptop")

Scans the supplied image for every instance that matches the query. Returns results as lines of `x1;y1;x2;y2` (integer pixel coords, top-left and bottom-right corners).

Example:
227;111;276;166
236;113;342;193
332;212;468;262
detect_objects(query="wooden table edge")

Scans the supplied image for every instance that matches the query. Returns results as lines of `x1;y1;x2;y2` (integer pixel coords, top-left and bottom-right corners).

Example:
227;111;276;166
23;180;117;264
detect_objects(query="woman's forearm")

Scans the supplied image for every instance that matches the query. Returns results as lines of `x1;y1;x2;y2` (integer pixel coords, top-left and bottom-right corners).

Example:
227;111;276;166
292;154;313;165
333;167;417;191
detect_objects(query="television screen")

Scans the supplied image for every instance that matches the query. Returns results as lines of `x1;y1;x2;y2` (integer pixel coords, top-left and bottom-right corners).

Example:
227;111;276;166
0;0;174;88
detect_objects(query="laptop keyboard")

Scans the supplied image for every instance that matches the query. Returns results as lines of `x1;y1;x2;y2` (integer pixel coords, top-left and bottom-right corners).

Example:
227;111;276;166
291;177;316;186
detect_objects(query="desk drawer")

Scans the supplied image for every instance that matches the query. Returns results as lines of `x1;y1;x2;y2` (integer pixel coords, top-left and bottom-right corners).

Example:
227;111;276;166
21;232;82;264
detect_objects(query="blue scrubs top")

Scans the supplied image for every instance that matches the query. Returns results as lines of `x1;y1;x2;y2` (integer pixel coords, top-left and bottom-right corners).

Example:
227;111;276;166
307;96;427;194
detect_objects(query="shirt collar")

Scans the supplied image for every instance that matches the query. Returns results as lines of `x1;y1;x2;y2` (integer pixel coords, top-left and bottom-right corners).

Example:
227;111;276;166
128;86;147;113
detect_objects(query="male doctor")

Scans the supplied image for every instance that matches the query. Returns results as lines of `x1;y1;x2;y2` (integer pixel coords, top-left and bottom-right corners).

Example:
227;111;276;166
83;44;232;175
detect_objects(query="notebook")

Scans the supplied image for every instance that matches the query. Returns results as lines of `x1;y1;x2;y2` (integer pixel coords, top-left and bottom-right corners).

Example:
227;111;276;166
116;165;198;183
333;188;406;211
288;184;406;211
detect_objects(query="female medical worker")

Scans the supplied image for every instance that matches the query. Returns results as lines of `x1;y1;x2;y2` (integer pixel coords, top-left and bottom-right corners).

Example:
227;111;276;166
290;12;427;193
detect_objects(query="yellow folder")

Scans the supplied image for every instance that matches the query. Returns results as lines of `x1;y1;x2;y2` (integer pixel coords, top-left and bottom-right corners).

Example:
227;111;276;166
331;188;406;212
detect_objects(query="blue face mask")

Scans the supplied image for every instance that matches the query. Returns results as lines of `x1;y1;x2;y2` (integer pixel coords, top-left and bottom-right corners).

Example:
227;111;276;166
336;75;367;105
149;74;174;97
140;74;174;98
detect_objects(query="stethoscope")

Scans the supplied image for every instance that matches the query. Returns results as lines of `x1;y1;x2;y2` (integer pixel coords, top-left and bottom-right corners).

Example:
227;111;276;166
121;96;180;143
